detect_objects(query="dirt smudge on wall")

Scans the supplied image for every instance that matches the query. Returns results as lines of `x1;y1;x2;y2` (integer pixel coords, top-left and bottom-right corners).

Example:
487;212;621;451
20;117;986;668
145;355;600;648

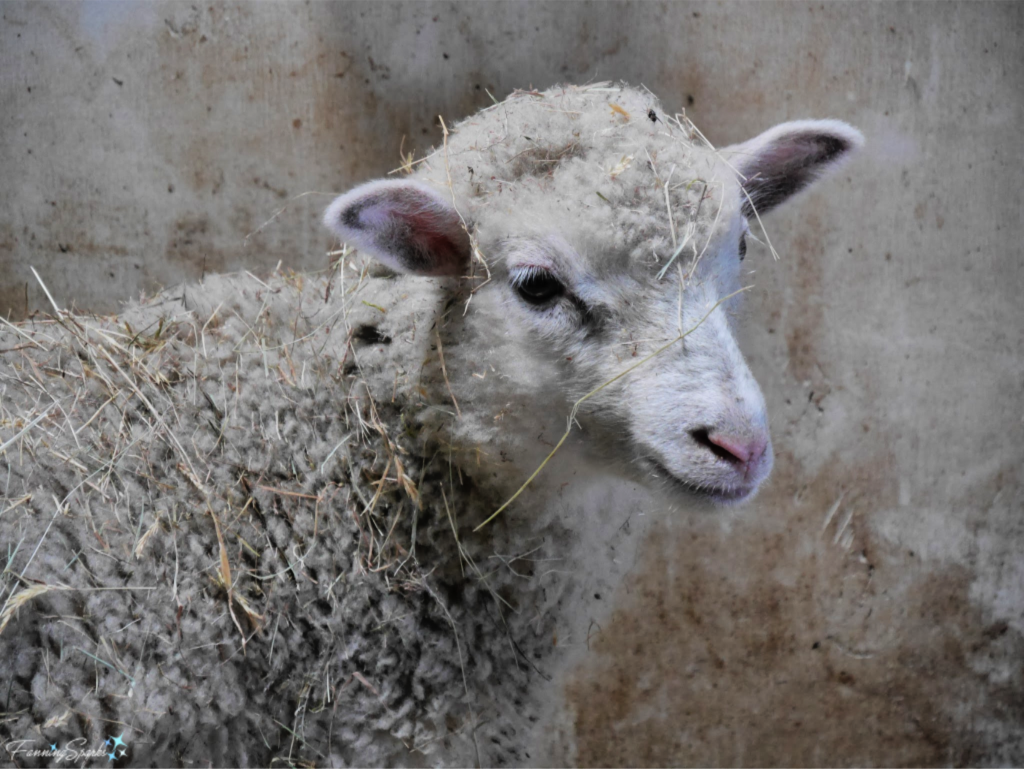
783;206;826;385
565;446;1024;766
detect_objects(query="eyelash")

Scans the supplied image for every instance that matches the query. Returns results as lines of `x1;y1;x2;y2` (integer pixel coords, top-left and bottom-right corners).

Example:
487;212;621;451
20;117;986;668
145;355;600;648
509;265;552;288
510;266;566;307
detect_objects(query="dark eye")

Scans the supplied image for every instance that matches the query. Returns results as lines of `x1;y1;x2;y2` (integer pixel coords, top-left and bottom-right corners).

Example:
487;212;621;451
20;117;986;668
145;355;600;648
514;270;565;306
738;234;747;261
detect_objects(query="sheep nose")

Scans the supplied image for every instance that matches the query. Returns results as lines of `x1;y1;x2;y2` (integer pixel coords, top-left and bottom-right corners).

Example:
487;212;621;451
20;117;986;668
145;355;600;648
691;428;767;471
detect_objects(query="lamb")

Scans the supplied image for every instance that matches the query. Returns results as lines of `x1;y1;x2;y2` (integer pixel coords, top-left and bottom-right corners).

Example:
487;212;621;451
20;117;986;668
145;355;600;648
0;83;861;767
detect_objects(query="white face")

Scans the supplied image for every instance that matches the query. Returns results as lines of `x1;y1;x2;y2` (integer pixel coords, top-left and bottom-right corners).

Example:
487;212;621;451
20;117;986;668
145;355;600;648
491;214;771;505
323;113;862;507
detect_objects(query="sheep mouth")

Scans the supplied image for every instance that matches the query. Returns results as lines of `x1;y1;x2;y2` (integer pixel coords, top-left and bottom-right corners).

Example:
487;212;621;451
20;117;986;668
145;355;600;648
644;457;755;505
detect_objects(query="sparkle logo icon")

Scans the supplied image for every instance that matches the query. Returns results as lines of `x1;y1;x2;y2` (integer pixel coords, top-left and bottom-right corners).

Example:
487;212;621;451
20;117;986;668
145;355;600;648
106;732;128;762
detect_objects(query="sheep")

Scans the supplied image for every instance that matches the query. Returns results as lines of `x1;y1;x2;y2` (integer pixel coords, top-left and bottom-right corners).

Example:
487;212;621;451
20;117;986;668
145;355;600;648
0;83;861;767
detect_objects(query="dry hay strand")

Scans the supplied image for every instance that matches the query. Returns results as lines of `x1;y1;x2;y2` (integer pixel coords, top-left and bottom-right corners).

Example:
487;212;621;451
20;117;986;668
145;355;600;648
475;284;751;531
0;263;432;645
0;259;523;764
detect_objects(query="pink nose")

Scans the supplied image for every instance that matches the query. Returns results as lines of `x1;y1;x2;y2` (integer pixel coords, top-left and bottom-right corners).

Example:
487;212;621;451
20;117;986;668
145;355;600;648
708;432;765;464
693;429;767;474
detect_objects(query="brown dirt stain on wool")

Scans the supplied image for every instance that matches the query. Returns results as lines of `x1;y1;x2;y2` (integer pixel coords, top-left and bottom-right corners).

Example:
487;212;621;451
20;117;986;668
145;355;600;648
565;446;1024;766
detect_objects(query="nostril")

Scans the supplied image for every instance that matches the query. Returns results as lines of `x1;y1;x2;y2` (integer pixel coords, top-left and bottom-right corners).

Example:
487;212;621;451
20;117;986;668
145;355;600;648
690;428;747;465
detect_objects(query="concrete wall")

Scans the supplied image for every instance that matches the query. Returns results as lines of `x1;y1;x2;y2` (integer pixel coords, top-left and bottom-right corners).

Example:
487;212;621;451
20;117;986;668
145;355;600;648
3;1;1022;764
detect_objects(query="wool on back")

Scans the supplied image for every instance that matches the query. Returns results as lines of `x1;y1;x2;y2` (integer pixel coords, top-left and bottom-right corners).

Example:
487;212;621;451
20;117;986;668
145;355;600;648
0;264;583;766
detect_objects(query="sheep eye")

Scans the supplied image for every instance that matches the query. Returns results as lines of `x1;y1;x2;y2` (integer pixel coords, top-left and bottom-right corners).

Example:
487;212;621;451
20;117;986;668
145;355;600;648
514;271;565;306
738;234;747;261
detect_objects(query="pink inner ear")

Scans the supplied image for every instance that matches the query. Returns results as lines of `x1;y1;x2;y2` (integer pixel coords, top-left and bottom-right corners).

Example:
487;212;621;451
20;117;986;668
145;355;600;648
757;134;838;176
404;209;467;274
418;228;460;257
358;203;394;229
324;179;472;276
732;124;860;216
761;141;806;168
406;209;453;238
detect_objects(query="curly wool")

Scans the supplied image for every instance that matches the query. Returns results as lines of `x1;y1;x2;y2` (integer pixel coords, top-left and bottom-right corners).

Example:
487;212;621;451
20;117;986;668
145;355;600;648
0;266;575;767
416;82;726;273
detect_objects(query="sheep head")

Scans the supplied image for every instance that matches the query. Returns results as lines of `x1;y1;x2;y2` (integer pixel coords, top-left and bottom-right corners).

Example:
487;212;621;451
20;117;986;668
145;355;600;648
324;85;861;505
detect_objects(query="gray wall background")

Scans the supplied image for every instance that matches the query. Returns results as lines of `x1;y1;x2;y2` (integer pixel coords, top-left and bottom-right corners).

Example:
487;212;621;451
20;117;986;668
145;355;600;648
3;1;1023;764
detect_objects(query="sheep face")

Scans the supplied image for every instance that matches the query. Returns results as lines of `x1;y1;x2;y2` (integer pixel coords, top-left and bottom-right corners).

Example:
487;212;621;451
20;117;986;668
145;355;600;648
484;217;771;504
324;86;861;504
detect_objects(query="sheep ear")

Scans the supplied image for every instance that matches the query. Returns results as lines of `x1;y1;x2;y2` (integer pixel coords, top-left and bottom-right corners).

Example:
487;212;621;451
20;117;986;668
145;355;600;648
323;180;471;277
723;120;863;217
